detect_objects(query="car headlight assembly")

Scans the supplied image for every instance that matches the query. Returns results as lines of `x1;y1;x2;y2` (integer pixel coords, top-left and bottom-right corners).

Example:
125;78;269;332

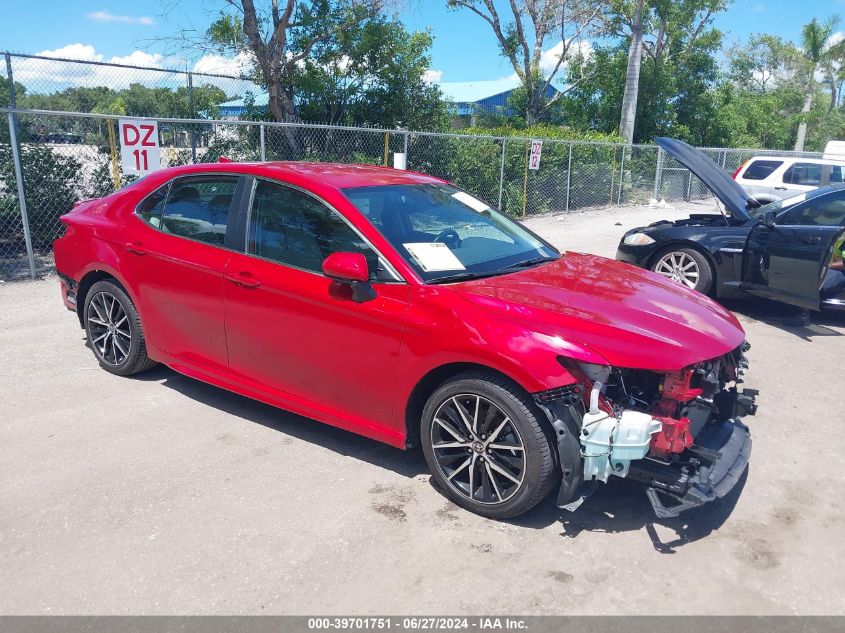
623;232;656;246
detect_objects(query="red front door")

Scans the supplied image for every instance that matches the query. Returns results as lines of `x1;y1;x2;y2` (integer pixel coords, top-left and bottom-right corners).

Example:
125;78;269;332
222;179;410;440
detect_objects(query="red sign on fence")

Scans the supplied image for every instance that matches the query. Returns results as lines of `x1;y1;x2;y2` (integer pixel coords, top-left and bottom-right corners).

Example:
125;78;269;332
119;119;161;175
529;139;543;170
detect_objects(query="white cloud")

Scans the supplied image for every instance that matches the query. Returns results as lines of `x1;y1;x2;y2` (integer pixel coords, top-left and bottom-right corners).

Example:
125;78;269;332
423;69;443;83
14;44;167;89
86;11;154;26
539;40;593;75
496;40;593;82
192;52;253;77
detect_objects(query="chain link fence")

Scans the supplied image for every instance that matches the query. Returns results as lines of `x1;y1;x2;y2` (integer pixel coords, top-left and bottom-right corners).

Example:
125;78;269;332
0;53;824;281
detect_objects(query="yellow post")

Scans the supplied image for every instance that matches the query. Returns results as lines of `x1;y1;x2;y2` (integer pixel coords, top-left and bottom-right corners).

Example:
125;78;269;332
383;132;390;166
107;119;121;191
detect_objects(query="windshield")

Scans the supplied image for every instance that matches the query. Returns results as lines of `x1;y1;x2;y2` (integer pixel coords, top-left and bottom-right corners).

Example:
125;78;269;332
342;183;559;282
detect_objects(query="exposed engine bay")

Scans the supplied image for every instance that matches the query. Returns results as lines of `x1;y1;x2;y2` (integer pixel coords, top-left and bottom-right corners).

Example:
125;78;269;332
648;213;734;229
535;342;757;517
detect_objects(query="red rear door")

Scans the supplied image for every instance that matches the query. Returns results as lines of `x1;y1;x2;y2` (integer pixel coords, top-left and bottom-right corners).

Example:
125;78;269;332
222;178;409;439
118;174;245;372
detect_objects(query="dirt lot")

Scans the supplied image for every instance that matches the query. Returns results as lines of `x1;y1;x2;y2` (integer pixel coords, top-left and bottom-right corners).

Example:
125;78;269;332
1;201;844;615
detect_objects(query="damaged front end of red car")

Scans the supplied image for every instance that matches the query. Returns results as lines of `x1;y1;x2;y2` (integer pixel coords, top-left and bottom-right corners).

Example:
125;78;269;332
535;342;757;518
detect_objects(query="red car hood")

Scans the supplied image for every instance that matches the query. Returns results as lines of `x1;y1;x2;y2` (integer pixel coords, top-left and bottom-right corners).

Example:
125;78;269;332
451;253;745;371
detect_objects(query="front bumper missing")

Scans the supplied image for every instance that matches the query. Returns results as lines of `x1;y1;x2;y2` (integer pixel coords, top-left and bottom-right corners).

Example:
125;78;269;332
627;417;752;518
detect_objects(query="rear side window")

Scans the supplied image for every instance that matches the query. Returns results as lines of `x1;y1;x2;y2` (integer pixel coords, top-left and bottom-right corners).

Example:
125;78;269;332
159;176;238;246
137;185;168;226
783;163;822;186
741;160;783;180
830;165;844;183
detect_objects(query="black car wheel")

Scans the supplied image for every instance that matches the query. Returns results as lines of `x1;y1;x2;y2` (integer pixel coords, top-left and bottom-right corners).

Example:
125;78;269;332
84;280;158;376
421;371;558;519
651;247;713;294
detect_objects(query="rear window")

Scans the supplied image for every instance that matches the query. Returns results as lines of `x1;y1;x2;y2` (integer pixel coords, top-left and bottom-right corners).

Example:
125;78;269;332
783;163;822;186
741;159;783;180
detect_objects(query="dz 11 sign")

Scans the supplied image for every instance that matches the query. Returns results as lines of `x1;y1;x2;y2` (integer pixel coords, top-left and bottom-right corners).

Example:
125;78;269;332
119;119;161;175
528;139;542;170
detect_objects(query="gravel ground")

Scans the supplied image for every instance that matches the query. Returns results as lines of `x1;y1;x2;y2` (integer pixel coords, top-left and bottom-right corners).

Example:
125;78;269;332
1;200;844;615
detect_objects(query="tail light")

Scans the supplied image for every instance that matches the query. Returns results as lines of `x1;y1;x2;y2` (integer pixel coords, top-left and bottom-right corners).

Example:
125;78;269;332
57;216;75;240
732;160;749;180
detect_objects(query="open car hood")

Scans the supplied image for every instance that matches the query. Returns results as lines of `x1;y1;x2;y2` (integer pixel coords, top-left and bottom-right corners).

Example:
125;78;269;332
655;137;753;221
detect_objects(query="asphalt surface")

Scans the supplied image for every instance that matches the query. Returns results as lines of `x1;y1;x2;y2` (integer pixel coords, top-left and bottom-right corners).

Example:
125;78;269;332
1;202;844;615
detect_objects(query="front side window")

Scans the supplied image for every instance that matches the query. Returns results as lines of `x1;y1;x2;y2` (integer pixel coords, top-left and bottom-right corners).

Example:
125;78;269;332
248;180;386;279
778;192;845;226
158;176;238;246
782;162;822;186
342;183;558;282
741;159;782;181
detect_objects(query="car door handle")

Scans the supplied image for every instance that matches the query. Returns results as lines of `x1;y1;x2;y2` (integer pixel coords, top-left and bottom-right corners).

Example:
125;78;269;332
801;235;822;244
124;241;148;255
225;272;261;288
774;187;788;190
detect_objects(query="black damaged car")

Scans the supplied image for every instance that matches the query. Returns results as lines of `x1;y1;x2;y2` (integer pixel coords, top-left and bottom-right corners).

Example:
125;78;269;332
616;137;845;312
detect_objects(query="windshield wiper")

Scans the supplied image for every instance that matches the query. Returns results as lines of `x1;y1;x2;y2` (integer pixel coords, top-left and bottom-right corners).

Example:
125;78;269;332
427;271;503;284
496;256;559;273
428;256;558;284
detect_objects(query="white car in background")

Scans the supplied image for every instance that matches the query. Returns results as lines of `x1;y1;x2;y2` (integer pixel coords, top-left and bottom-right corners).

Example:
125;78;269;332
732;155;845;204
732;142;845;204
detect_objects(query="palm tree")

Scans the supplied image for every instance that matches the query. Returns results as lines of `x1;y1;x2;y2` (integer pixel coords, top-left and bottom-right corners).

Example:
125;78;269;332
794;16;842;151
619;0;645;144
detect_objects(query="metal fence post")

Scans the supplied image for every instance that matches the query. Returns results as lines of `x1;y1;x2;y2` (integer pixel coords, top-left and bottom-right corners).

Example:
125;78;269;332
187;72;197;163
497;137;506;210
5;54;36;279
617;145;626;205
403;130;409;158
259;123;266;161
6;117;37;280
653;146;663;200
565;142;573;213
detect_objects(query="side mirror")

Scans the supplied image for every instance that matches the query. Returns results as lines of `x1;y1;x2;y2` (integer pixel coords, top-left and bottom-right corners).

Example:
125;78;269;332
322;252;376;303
762;210;777;227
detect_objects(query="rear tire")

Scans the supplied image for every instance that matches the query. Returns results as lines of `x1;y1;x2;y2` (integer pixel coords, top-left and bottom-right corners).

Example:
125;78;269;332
650;246;713;295
421;371;558;519
84;280;157;376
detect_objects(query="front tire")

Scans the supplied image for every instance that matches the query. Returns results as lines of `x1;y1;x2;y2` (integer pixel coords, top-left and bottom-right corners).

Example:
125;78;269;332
650;246;713;294
84;280;157;376
421;372;558;519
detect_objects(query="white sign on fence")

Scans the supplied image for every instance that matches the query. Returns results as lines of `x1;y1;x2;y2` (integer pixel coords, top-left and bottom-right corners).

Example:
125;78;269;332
529;139;543;170
119;119;161;175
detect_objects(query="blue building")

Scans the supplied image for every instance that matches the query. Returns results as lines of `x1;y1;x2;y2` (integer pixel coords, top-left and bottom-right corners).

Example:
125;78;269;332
213;80;558;121
216;91;269;119
440;78;559;122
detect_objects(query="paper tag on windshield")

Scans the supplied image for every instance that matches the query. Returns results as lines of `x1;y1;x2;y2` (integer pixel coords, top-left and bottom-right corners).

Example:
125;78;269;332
784;193;806;205
451;191;490;212
403;242;466;272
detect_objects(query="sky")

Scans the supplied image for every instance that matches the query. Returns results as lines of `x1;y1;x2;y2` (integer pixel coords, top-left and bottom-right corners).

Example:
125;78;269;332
0;0;842;86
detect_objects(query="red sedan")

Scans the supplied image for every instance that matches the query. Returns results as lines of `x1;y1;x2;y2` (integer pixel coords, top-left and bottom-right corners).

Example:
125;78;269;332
54;162;757;519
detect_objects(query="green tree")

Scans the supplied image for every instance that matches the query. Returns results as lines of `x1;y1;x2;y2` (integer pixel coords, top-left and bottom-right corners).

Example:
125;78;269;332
447;0;608;125
607;0;728;143
794;16;844;150
296;16;447;129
